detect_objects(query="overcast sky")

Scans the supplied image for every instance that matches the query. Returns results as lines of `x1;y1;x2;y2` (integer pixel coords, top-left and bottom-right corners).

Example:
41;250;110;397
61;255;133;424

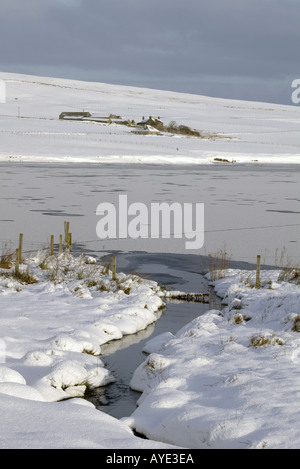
0;0;299;104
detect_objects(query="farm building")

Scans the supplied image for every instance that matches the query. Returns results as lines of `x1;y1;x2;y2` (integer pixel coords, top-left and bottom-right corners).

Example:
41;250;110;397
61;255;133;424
59;111;91;120
137;116;164;131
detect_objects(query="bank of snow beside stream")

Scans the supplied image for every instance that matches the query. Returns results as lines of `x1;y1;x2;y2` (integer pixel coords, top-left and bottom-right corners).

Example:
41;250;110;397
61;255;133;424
1;250;300;449
0;251;177;448
126;268;300;449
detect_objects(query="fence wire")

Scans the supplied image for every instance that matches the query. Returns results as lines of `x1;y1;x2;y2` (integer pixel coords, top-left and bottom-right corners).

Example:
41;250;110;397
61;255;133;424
1;220;299;261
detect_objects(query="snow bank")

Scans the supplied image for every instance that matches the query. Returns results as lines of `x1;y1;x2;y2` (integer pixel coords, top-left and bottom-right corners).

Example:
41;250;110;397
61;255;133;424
0;393;176;449
125;268;300;449
0;251;164;400
0;251;176;448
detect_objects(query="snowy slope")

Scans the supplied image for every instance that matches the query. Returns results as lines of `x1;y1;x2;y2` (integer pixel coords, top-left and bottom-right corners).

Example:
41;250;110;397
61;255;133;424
0;72;299;164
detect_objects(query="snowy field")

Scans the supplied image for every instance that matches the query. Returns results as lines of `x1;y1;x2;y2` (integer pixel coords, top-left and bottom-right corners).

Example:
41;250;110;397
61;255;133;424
1;73;300;449
0;72;300;165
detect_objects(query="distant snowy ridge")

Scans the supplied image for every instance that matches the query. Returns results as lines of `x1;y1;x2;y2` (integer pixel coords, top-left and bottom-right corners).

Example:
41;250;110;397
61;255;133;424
0;72;299;164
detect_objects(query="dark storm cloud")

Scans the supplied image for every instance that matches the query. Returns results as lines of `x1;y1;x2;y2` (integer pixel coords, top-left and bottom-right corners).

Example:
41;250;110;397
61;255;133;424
0;0;299;104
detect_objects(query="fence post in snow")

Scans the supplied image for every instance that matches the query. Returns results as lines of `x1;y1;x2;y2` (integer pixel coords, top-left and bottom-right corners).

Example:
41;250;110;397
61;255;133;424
50;235;54;256
64;221;70;244
112;255;117;281
256;255;261;288
18;234;23;264
68;233;72;251
15;249;19;275
59;235;63;254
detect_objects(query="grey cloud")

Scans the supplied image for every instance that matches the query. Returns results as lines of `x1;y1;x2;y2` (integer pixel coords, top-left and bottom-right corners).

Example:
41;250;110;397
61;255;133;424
0;0;299;104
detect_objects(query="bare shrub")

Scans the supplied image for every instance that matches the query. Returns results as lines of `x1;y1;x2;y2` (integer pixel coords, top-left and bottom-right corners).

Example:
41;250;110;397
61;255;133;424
166;121;203;137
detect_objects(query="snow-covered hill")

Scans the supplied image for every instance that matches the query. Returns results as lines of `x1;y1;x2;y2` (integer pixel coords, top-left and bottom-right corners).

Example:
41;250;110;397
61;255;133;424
0;72;299;164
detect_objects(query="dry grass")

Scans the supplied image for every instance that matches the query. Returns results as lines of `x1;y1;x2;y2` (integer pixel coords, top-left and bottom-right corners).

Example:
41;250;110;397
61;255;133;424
250;334;285;348
232;313;251;324
13;265;38;284
208;247;231;281
292;315;300;332
0;243;14;269
101;260;111;276
272;247;300;283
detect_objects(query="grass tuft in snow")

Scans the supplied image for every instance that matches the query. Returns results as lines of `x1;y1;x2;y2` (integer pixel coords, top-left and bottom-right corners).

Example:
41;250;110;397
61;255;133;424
0;261;38;285
0;243;14;269
208;246;231;281
250;334;285;348
13;265;38;285
232;313;251;324
292;315;300;332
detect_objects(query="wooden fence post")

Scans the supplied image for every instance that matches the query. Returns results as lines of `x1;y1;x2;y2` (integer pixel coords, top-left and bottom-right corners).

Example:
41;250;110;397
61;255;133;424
15;248;19;275
50;235;54;256
18;233;23;264
68;233;72;251
112;255;116;281
64;221;70;244
256;255;261;288
59;234;63;254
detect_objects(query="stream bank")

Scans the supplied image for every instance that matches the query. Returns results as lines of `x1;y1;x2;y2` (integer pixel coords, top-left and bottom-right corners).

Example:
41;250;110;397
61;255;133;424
85;254;224;419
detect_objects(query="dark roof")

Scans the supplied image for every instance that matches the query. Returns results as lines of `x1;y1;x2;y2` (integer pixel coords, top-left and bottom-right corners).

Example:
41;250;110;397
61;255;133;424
59;112;91;119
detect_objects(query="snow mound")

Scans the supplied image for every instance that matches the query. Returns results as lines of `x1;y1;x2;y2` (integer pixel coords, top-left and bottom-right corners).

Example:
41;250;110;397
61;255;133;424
0;382;44;401
0;366;26;384
125;268;300;449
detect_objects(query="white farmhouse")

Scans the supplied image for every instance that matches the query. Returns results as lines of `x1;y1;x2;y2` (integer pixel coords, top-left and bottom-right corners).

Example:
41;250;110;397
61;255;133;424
0;79;6;103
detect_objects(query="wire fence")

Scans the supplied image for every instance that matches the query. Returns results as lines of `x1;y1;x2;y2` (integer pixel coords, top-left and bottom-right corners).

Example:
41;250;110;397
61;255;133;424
1;220;299;261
